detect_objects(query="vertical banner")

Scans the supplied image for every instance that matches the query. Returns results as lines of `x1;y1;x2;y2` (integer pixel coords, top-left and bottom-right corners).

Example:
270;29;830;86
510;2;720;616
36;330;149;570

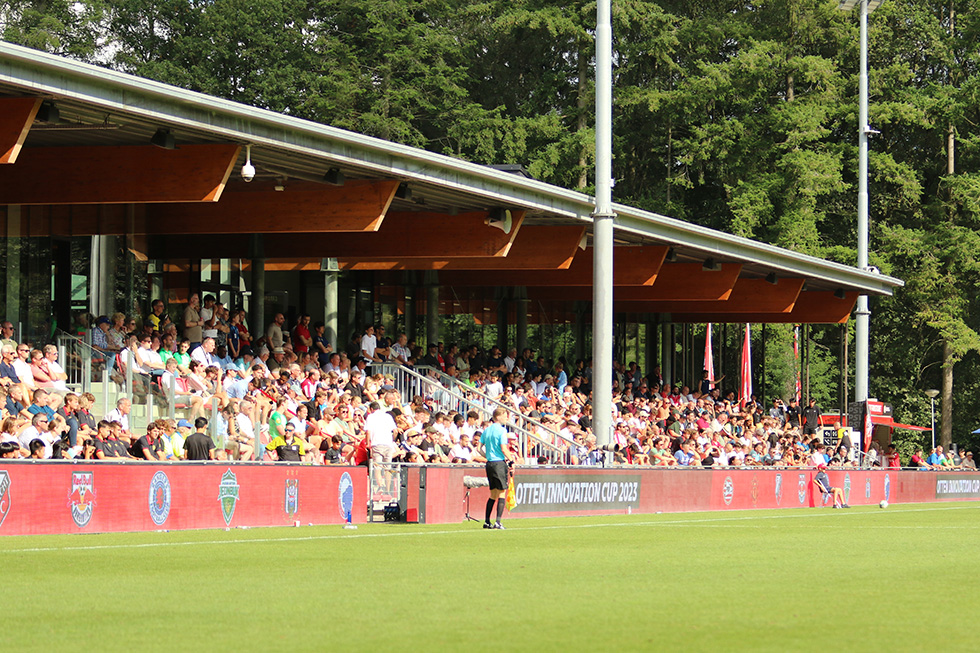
740;323;752;407
793;326;802;404
863;403;874;452
704;323;715;383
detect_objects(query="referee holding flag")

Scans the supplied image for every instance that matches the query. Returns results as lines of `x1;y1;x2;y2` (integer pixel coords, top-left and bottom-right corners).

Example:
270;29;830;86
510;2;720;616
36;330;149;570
481;407;517;530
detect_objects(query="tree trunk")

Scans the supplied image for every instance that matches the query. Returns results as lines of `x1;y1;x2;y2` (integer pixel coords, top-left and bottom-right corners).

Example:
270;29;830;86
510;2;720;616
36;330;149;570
941;339;953;448
576;38;588;190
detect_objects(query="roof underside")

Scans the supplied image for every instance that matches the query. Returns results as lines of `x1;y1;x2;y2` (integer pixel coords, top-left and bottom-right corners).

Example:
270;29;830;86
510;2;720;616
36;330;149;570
0;41;902;322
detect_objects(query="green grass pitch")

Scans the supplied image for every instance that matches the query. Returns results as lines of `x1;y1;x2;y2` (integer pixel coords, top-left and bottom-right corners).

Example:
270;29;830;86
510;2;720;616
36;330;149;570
3;503;978;652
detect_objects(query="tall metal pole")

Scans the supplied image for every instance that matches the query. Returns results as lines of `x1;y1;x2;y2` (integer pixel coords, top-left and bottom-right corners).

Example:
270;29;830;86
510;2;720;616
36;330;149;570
930;396;936;451
854;0;871;406
592;0;615;446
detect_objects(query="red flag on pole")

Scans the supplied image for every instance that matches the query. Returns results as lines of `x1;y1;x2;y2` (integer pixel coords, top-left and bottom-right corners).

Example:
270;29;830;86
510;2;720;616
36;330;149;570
740;323;752;408
863;403;873;452
793;326;802;404
703;323;715;384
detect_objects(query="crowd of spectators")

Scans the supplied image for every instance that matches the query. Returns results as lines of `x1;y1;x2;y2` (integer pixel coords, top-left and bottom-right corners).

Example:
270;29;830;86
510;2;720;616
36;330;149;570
0;304;977;473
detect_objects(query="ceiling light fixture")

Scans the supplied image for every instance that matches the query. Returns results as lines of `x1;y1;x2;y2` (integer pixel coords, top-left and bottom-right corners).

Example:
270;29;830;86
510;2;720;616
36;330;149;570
241;145;255;182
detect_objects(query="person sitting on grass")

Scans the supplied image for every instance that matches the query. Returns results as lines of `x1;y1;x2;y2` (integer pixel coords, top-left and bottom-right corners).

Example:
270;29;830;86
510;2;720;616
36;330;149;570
813;464;848;508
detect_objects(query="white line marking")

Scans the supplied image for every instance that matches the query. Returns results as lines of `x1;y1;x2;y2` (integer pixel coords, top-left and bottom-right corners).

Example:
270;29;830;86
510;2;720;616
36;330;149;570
3;504;977;554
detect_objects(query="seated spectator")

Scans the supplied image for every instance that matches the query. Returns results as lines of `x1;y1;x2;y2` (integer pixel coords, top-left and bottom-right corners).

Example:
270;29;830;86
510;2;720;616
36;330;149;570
266;424;307;462
322;435;347;464
0;344;21;386
130;421;166;461
813;464;848;508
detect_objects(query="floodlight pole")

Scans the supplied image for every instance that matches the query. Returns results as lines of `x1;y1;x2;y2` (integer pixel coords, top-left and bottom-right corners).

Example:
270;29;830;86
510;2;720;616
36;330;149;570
838;0;879;409
925;389;939;451
592;0;615;447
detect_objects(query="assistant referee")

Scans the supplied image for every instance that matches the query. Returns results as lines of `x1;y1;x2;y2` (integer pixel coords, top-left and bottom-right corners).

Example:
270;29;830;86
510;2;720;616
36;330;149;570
481;407;517;530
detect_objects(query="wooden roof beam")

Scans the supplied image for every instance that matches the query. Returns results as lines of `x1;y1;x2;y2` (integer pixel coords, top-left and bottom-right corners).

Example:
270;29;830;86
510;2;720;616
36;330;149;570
0;144;240;204
141;179;398;234
668;291;857;324
343;225;585;272
0;97;41;164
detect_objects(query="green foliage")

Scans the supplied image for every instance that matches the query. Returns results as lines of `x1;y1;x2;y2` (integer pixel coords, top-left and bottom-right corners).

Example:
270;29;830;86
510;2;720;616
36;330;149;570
12;0;980;445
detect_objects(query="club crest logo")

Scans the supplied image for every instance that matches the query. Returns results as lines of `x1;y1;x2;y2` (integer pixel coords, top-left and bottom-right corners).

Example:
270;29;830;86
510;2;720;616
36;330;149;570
722;476;734;506
798;474;807;505
68;471;96;528
865;477;872;499
884;474;891;501
338;472;354;519
844;473;852;504
284;479;299;517
774;473;783;505
149;471;171;526
750;475;759;507
0;470;10;528
217;469;240;525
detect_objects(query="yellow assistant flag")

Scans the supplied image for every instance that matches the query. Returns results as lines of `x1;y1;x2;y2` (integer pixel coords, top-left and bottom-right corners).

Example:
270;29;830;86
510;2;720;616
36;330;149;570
506;477;517;511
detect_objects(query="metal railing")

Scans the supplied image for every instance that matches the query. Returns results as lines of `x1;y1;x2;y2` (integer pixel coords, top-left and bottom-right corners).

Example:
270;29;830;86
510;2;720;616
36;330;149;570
55;331;101;393
373;363;573;463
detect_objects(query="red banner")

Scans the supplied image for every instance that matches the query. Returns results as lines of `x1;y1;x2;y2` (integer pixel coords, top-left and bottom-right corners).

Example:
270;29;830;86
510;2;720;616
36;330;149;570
0;462;367;536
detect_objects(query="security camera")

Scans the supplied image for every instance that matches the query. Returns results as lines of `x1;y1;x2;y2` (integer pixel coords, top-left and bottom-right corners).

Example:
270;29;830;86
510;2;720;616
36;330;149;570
241;144;255;182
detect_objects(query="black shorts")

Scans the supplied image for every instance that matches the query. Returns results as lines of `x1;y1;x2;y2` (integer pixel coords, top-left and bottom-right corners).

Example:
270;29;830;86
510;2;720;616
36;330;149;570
486;460;508;491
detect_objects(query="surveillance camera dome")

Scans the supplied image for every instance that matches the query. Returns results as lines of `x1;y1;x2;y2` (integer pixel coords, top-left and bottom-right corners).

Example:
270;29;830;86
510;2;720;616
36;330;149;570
241;162;255;182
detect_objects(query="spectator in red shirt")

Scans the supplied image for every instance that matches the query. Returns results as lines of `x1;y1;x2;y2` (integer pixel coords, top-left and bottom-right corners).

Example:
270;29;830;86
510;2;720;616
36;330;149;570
292;314;312;355
885;444;901;469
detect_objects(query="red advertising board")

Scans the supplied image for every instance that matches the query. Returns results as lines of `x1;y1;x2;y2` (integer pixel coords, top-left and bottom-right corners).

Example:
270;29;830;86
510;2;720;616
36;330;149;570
413;467;980;523
0;461;367;536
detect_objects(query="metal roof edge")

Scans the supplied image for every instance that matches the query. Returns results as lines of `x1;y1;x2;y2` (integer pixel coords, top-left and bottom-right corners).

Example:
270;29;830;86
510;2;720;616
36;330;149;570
0;41;903;296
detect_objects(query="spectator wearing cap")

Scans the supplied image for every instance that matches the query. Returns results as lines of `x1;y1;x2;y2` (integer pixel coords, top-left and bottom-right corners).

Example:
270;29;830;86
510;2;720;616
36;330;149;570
168;419;193;459
962;451;976;470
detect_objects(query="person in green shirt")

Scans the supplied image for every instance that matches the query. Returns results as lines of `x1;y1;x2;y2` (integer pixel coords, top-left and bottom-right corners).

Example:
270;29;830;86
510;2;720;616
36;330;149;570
158;333;177;365
173;339;192;375
268;397;289;441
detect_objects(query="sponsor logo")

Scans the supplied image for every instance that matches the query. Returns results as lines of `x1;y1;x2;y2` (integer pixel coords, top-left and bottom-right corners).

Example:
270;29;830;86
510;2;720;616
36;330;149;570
798;474;807;505
844;473;852;504
865;477;871;499
0;470;9;528
774;473;783;505
722;476;734;505
338;472;354;519
884;474;891;501
285;479;299;517
148;471;171;526
750;475;759;507
68;471;96;528
935;475;980;499
510;473;641;513
217;469;240;525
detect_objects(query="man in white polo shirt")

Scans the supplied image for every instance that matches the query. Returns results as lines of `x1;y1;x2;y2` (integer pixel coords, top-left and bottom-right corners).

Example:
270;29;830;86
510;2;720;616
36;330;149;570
363;401;397;494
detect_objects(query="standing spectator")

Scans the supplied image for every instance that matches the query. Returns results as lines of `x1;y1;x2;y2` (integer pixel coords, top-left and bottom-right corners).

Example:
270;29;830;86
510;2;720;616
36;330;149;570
292;314;312;355
266;313;286;352
784;398;801;430
146;299;170;333
183;417;215;460
312;322;332;369
374;325;391;361
213;303;230;349
360;325;380;364
0;321;16;349
200;295;218;344
364;401;397;491
802;398;822;437
227;310;242;360
183;294;204;348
